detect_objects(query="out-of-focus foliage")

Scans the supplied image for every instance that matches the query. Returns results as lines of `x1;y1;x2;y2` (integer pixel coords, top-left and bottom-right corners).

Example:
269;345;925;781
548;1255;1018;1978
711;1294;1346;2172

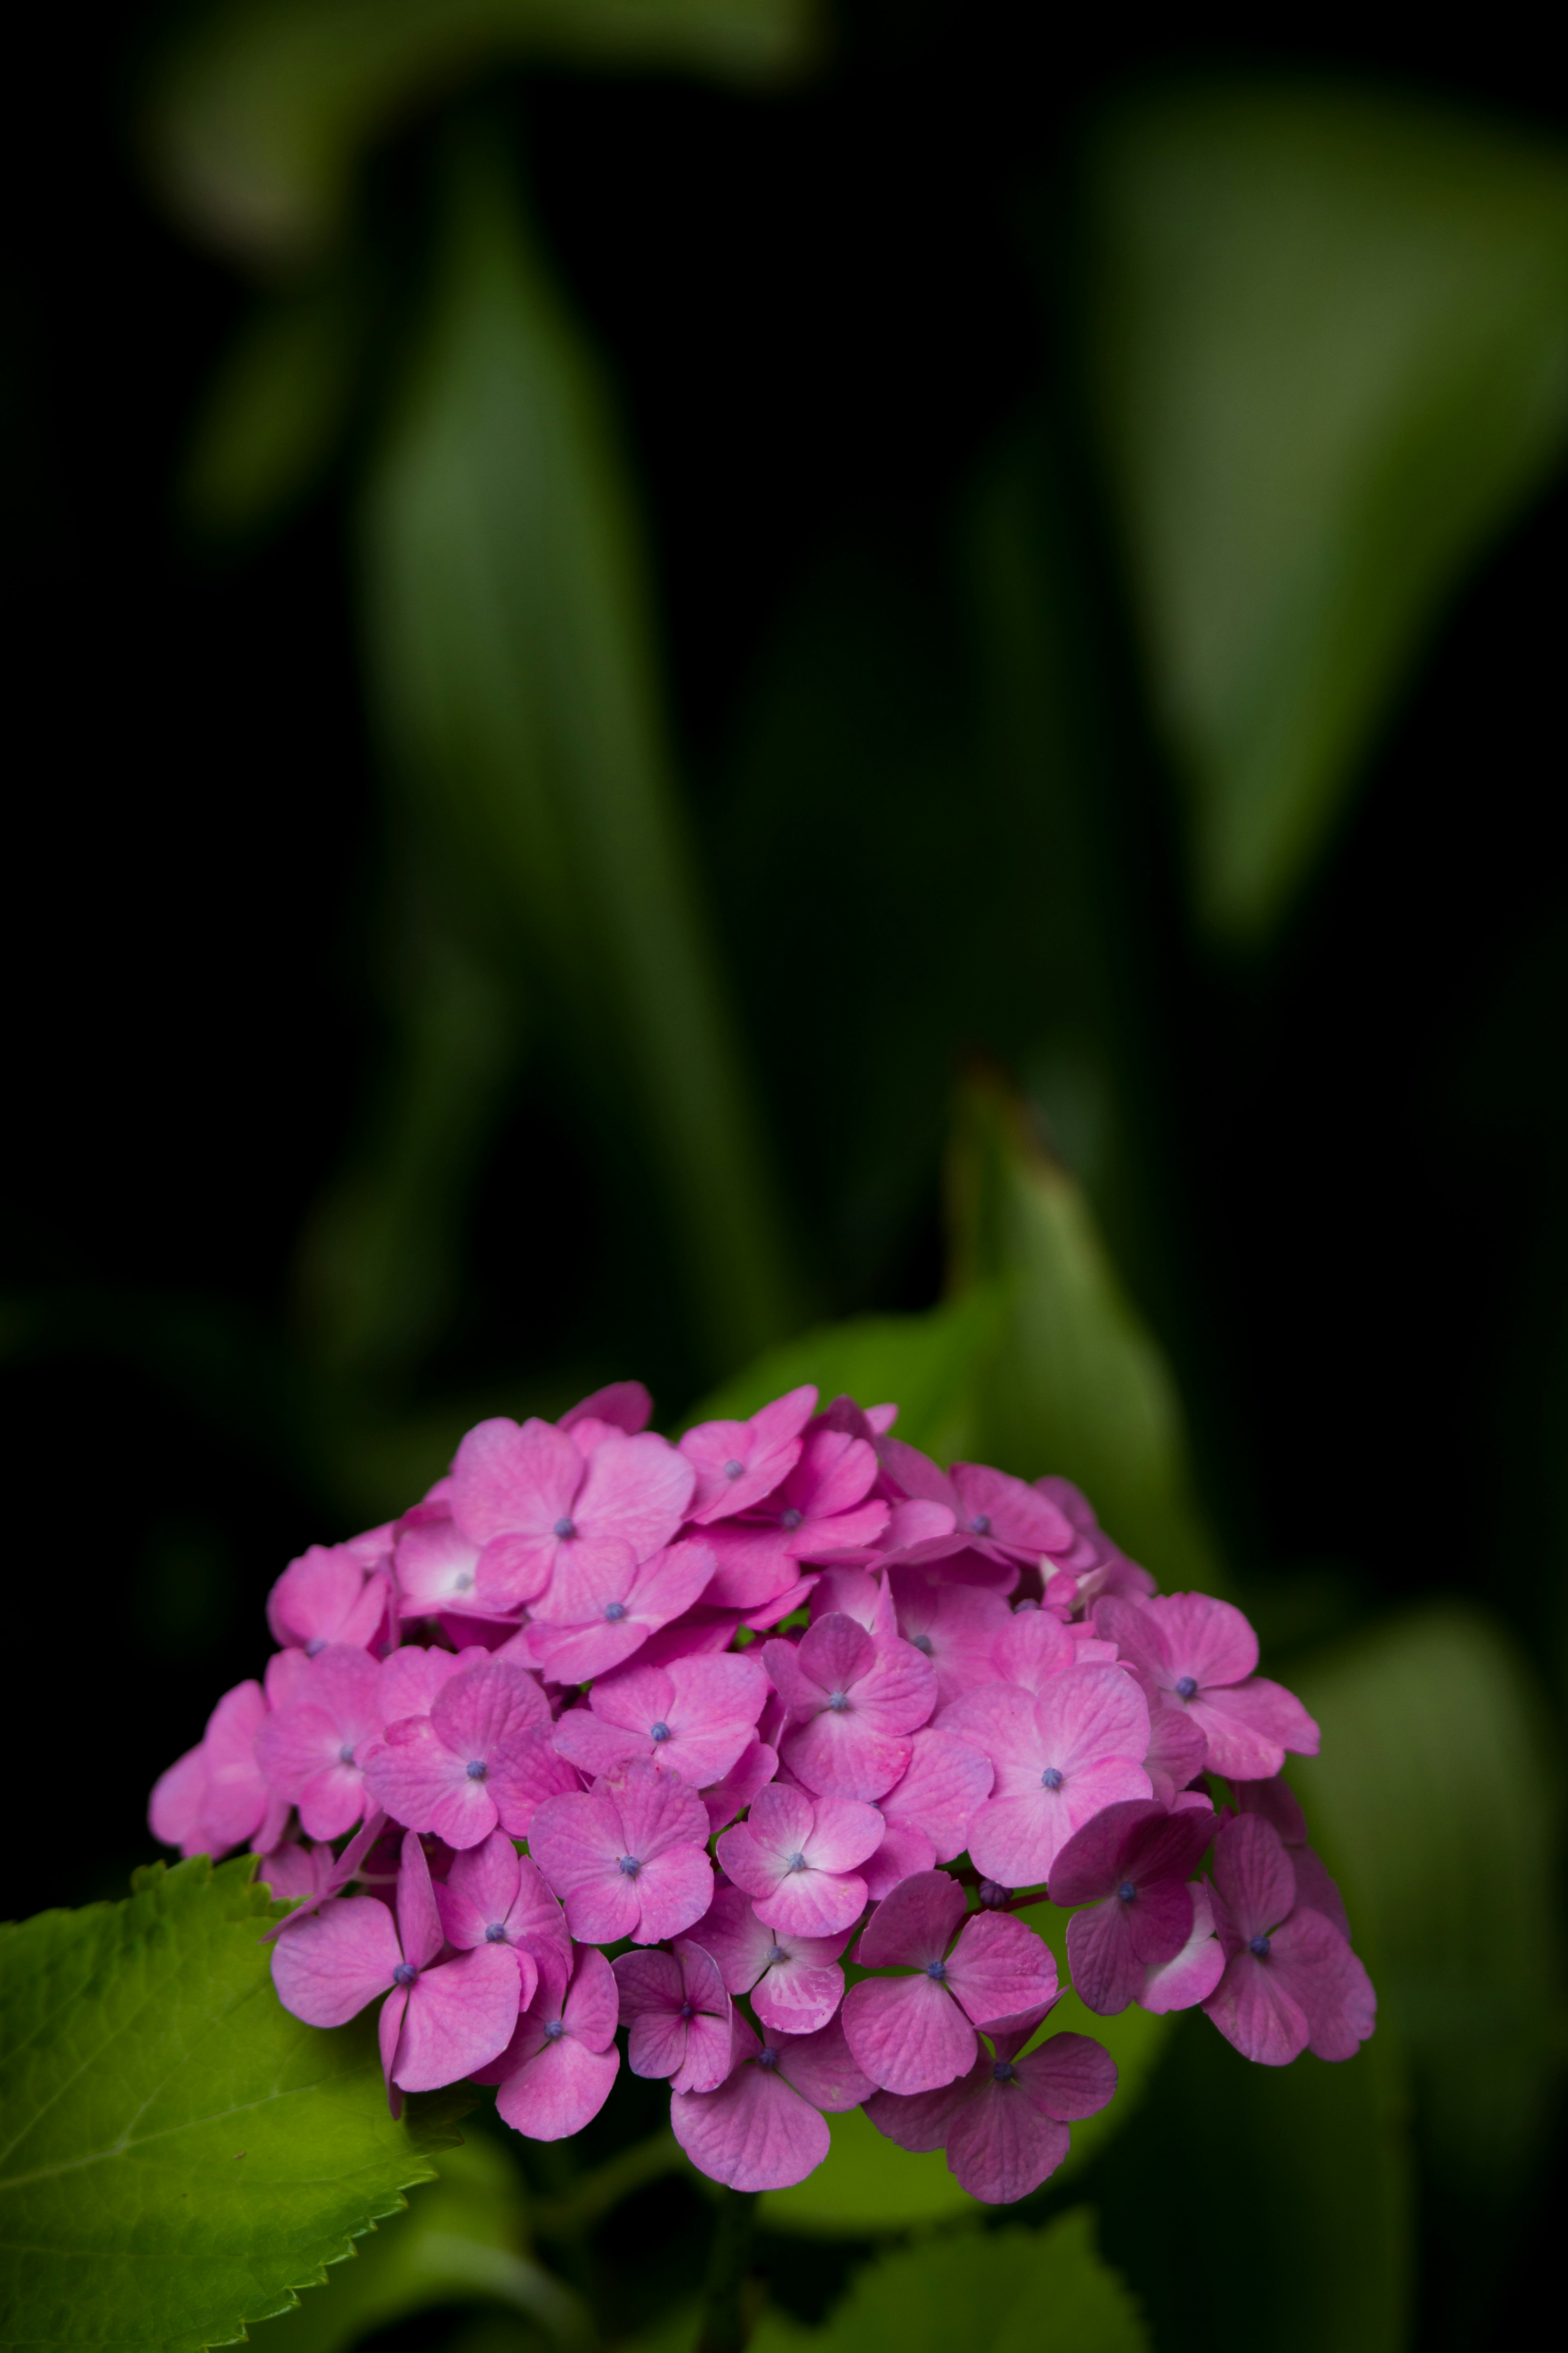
144;0;822;266
0;1858;464;2353
1083;83;1568;942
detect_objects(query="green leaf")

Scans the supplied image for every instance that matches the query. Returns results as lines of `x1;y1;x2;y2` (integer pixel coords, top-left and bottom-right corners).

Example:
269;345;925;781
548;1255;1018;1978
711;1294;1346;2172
0;1856;463;2353
144;0;823;268
1081;82;1568;941
1290;1602;1565;2203
949;1073;1223;1590
748;2212;1146;2353
361;130;801;1375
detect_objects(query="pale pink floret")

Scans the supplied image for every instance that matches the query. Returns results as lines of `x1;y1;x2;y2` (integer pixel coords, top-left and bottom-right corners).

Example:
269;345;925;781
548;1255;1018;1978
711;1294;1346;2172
764;1613;937;1801
841;1870;1059;2096
612;1939;733;2093
717;1782;884;1937
680;1385;818;1522
255;1645;386;1841
393;1505;486;1622
528;1758;713;1945
670;2013;874;2191
1047;1798;1216;2016
688;1882;851;2034
435;1827;571;2002
949;1666;1152;1888
267;1541;390;1654
865;2014;1116;2204
479;1945;621;2140
889;1572;1013;1705
521;1538;717;1683
151;1678;289;1860
702;1737;780;1835
704;1428;890;1610
863;1729;994;1899
988;1607;1076;1693
362;1660;563;1848
1097;1594;1319;1782
552;1651;767;1787
1203;1814;1375;2065
450;1416;694;1613
271;1830;519;2111
1139;1882;1225;2014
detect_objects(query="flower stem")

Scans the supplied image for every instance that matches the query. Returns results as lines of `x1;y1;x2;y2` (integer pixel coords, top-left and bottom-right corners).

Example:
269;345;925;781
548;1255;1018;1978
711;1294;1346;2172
695;2186;759;2353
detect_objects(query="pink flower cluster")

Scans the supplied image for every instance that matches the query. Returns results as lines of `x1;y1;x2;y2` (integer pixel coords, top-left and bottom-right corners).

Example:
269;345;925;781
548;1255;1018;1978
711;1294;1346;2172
151;1381;1374;2203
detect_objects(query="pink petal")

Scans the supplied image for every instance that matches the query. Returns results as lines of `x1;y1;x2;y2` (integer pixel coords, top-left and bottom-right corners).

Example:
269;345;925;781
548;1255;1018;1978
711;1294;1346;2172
1188;1677;1319;1778
949;1463;1075;1558
944;1909;1059;2027
670;2050;830;2192
394;1511;485;1619
559;1380;653;1436
1048;1798;1165;1905
271;1895;401;2027
935;1683;1039;1778
702;1738;778;1834
1017;2030;1118;2119
751;1939;850;2036
1212;1813;1296;1941
862;2079;967;2154
524;1536;640;1626
552;1711;649;1779
1269;1910;1376;2060
379;1643;476;1722
878;1729;993;1860
857;1869;967;1969
197;1680;274;1851
802;1794;886;1875
573;1431;695;1556
780;1712;912;1802
1140;1886;1225;2014
789;1427;880;1521
992;1609;1076;1693
862;1825;937;1898
561;1945;621;2052
610;1755;713;1862
772;2015;875;2110
395;1828;445;1968
437;1828;520;1948
625;1843;715;1944
682;1386;817;1520
392;1944;522;2090
704;1524;803;1610
1065;1900;1144;2016
361;1719;498;1849
753;1865;868;1941
528;1790;643;1944
1036;1668;1150;1779
944;2069;1071;2204
1147;1591;1258;1688
497;2036;620;2138
1144;1705;1209;1802
149;1744;206;1853
432;1659;550;1755
1203;1949;1309;2064
488;1729;583;1839
474;1530;557;1611
795;1612;876;1699
686;1882;775;1993
840;1970;976;2095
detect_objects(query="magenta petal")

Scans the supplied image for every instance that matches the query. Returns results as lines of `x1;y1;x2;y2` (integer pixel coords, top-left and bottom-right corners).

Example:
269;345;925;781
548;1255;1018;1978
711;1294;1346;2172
1065;1900;1144;2016
945;2074;1071;2204
1151;1591;1258;1688
1204;1948;1309;2064
862;2079;967;2154
1048;1799;1168;1907
561;1945;621;2052
1212;1814;1296;1941
751;1948;847;2036
1019;2031;1118;2120
1125;1877;1194;1967
944;1909;1058;2027
270;1896;400;2027
627;1843;715;1943
395;1828;445;1967
857;1869;967;1968
782;1713;912;1802
150;1745;206;1852
772;2016;875;2110
841;1970;975;2095
489;1729;583;1839
364;1721;498;1850
498;2036;621;2139
879;1730;993;1861
439;1828;521;1948
554;1712;648;1778
393;1945;522;2090
1140;1886;1225;2014
1191;1677;1320;1778
862;1824;937;1900
560;1379;653;1435
703;1738;779;1834
753;1866;867;1940
1270;1911;1376;2060
671;2059;830;2192
610;1756;713;1862
796;1612;876;1696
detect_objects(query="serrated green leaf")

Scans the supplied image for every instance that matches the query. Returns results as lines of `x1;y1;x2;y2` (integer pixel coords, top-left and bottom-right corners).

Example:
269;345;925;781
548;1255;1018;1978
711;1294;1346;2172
144;0;823;268
0;1856;463;2353
1082;82;1568;941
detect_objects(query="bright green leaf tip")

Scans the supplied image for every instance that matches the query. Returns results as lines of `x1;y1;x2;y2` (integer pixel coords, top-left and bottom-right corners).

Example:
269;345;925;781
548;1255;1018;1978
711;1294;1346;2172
0;1854;465;2352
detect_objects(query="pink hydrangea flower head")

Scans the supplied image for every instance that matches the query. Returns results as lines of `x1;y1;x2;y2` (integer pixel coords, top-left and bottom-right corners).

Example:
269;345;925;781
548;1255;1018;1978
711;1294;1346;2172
270;1830;520;2113
949;1666;1152;1888
863;1729;994;1899
702;1736;780;1835
528;1757;713;1944
716;1782;884;1937
482;1945;621;2140
450;1416;694;1613
670;2013;874;2191
254;1645;386;1842
361;1659;563;1848
1139;1882;1225;2014
1203;1814;1375;2064
689;1882;851;2034
1047;1798;1216;2015
764;1612;937;1800
151;1678;289;1860
1097;1594;1319;1781
435;1827;571;2000
552;1651;768;1787
703;1428;890;1610
612;1938;733;2093
393;1504;486;1623
521;1538;717;1683
267;1541;390;1654
841;1870;1059;2095
865;2016;1116;2204
680;1385;819;1522
889;1572;1013;1704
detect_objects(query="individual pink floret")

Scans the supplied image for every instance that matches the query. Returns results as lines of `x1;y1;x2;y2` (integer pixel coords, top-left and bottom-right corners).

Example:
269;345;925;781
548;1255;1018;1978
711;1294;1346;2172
362;1659;564;1848
521;1538;717;1683
479;1945;622;2140
865;2014;1116;2204
271;1830;519;2112
1047;1798;1216;2015
451;1415;694;1613
255;1644;386;1841
680;1385;818;1521
717;1782;884;1938
889;1572;1012;1704
702;1737;780;1835
764;1612;937;1800
949;1665;1152;1888
528;1757;713;1945
1203;1814;1376;2064
552;1651;767;1787
863;1729;994;1898
151;1678;289;1861
435;1827;571;2001
688;1882;852;2035
841;1869;1059;2095
704;1427;890;1610
392;1505;486;1622
670;2013;874;2191
612;1938;733;2093
1139;1882;1225;2014
1097;1593;1319;1782
267;1541;390;1655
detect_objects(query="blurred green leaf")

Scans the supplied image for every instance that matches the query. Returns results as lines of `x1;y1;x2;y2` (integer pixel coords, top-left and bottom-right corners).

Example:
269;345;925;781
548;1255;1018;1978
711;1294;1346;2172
949;1073;1223;1589
1082;82;1568;942
1291;1603;1565;2203
0;1857;463;2353
749;2212;1146;2353
252;2134;590;2353
361;129;800;1375
145;0;823;268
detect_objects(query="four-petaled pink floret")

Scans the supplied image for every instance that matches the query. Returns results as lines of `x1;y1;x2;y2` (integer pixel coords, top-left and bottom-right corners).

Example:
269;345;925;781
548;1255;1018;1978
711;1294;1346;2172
476;1943;622;2140
434;1826;571;2001
866;2011;1117;2204
1203;1814;1375;2064
528;1757;714;1944
679;1385;819;1521
552;1649;766;1787
669;2013;875;2190
267;1539;391;1655
1047;1797;1217;2015
451;1415;695;1615
688;1882;853;2035
946;1664;1152;1887
361;1659;563;1848
254;1646;385;1842
717;1781;885;1937
704;1427;890;1612
840;1869;1059;2095
1097;1593;1319;1782
613;1938;733;2092
764;1612;937;1800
